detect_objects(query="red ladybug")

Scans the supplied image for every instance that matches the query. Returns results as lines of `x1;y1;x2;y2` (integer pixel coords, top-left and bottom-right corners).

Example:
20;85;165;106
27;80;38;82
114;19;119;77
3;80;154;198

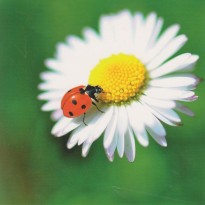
61;85;104;125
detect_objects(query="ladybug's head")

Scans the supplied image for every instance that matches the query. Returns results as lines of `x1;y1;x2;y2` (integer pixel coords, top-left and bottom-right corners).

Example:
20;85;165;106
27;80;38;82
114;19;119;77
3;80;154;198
95;86;103;94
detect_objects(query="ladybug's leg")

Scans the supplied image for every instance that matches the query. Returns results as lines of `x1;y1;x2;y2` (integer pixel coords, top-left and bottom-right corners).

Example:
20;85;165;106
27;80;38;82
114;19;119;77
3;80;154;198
83;113;88;126
90;94;99;102
92;102;104;113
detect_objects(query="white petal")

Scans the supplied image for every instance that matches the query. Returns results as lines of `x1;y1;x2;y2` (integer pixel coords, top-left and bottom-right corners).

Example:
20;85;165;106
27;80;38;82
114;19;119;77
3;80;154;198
51;117;72;136
136;12;157;57
133;12;144;57
182;55;199;71
144;107;177;126
116;106;128;157
67;35;85;49
100;15;114;41
82;140;92;157
45;59;62;72
83;28;100;42
144;87;197;101
44;55;89;85
68;108;110;148
174;102;194;117
41;100;60;111
56;43;73;60
146;17;164;50
126;103;149;147
137;103;167;147
99;15;115;56
67;124;91;149
38;91;64;100
124;127;136;162
149;75;200;90
150;54;199;78
81;106;113;157
141;102;182;126
38;81;71;91
147;35;187;70
106;129;118;161
143;24;180;63
82;28;104;65
77;108;109;146
106;154;114;162
51;110;63;121
40;71;62;82
153;108;181;124
88;106;113;143
111;10;133;53
140;95;176;109
103;107;118;148
56;117;82;137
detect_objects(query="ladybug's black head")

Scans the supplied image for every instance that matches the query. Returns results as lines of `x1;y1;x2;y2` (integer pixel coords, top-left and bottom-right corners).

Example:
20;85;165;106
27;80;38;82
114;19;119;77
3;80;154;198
85;85;103;96
95;86;103;94
85;85;103;102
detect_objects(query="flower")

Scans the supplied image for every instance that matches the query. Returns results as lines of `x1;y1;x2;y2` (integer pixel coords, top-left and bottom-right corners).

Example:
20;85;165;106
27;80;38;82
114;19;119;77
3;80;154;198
38;10;199;162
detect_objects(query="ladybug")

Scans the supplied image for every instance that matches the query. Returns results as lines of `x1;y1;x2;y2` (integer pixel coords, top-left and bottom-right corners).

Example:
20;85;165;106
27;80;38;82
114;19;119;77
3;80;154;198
61;85;104;125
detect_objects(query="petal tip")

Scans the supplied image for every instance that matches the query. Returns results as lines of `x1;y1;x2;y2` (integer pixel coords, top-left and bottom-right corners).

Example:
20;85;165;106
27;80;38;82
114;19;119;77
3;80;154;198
192;95;198;101
82;150;88;158
177;122;184;126
189;112;195;117
67;142;74;149
161;141;167;147
41;105;47;111
142;142;149;147
56;132;65;137
128;159;135;163
107;154;114;162
51;129;60;137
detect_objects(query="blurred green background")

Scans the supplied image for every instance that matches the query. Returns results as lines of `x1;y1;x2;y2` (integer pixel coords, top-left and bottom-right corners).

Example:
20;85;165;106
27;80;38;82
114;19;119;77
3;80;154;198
0;0;205;204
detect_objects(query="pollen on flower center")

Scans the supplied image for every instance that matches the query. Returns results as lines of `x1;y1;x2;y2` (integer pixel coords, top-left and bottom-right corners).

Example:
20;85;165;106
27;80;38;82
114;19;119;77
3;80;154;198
88;53;147;103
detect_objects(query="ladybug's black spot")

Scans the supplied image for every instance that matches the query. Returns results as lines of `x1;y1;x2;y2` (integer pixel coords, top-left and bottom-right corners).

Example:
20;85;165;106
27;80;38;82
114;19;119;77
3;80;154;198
67;89;72;93
81;105;86;109
79;88;85;94
69;111;74;116
72;99;77;105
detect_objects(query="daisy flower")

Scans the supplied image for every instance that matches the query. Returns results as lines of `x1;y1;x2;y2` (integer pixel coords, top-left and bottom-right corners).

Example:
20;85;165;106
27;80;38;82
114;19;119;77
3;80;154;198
38;10;199;162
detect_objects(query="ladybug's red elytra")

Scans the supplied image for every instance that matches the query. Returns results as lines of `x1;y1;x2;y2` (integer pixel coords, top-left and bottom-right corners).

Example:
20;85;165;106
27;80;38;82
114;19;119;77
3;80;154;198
61;85;104;125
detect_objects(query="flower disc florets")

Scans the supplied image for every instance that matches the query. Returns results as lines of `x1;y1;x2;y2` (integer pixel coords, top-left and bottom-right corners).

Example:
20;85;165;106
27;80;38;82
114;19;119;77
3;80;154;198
89;53;147;104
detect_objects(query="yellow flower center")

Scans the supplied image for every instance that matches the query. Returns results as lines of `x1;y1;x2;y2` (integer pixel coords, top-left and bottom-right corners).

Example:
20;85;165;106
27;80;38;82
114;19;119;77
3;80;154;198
88;53;147;104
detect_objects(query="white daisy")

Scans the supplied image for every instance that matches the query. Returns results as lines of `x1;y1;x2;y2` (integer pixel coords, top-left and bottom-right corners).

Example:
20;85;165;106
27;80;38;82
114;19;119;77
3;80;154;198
38;10;199;162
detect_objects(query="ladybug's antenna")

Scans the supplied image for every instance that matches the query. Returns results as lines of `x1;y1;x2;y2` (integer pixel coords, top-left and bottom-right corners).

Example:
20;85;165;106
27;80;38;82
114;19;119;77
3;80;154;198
102;91;111;94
